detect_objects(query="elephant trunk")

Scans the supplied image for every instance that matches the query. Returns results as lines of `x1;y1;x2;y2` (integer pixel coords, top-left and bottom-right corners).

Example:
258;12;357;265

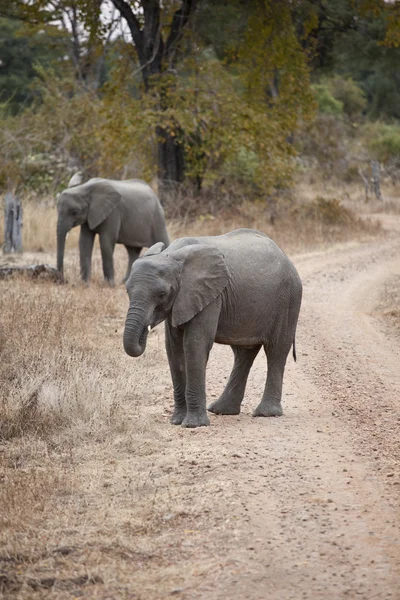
56;222;69;277
123;305;150;357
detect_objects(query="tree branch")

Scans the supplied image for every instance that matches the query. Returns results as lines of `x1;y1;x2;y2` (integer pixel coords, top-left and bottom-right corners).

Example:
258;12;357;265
164;0;198;60
111;0;144;59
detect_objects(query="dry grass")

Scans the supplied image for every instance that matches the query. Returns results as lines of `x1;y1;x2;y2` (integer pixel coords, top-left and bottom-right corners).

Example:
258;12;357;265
170;198;381;254
1;179;393;258
0;280;129;442
0;275;189;598
0;201;79;254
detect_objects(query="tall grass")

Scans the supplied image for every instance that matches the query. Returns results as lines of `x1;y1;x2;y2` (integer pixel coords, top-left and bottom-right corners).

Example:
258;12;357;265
0;280;132;442
0;186;384;260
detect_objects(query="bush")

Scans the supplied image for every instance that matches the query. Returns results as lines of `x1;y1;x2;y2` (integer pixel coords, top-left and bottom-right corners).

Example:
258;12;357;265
312;77;367;118
299;197;354;225
328;76;367;118
368;124;400;163
296;113;349;168
312;84;343;115
222;147;260;185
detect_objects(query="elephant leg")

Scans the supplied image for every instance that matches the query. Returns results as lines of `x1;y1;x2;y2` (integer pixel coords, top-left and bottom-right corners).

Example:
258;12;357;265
123;246;142;283
165;321;187;425
181;297;221;428
208;345;262;415
79;223;95;282
253;346;287;417
99;233;116;286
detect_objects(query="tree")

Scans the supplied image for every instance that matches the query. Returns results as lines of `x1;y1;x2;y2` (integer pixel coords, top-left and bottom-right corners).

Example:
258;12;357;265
108;0;199;188
293;0;400;119
0;17;67;114
0;0;317;197
5;0;116;90
8;0;399;202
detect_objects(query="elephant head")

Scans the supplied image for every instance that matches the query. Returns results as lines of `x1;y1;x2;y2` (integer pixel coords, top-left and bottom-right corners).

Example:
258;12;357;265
56;180;120;276
123;242;229;357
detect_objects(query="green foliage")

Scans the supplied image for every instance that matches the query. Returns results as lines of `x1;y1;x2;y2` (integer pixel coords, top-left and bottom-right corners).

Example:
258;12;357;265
0;72;153;193
312;84;343;115
0;17;68;115
365;123;400;162
309;0;400;120
1;0;399;202
222;148;260;186
328;76;367;117
193;0;247;62
312;77;367;117
239;1;316;132
0;0;318;197
104;50;301;193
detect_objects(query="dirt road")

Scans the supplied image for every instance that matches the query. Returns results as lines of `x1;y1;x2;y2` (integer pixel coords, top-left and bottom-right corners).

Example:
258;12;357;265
2;217;400;599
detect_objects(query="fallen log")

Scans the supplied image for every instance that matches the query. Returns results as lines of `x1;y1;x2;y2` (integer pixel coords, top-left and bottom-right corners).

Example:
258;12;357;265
0;264;63;282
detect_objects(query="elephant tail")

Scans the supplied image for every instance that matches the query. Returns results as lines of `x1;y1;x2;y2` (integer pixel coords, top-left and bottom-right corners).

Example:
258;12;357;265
292;337;297;362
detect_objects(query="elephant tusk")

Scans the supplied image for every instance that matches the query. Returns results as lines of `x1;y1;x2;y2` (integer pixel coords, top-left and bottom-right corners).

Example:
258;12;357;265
148;325;152;332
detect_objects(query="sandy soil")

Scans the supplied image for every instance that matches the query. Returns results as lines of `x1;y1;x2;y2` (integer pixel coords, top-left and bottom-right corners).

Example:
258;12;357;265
1;216;400;599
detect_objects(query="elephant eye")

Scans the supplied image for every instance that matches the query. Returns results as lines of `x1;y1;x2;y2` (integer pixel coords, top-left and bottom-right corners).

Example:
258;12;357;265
157;291;167;301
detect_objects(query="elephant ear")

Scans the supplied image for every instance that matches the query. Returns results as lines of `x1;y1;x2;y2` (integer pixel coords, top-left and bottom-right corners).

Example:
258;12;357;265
171;244;229;327
142;242;165;257
87;182;121;230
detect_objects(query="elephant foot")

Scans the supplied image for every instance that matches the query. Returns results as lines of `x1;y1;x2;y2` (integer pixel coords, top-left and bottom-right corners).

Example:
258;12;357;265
208;397;241;415
170;408;187;425
181;412;210;428
252;401;283;418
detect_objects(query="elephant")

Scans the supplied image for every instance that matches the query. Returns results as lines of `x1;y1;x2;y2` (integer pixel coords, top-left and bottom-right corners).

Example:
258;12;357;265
56;178;170;285
123;229;302;428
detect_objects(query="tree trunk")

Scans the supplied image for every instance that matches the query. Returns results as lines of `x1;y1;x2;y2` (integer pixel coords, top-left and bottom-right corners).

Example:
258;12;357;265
371;161;382;201
358;167;369;202
110;1;197;192
157;125;185;189
3;192;23;254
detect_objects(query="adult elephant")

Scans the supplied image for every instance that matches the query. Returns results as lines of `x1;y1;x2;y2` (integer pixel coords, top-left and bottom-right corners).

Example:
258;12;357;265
123;229;302;428
56;178;170;285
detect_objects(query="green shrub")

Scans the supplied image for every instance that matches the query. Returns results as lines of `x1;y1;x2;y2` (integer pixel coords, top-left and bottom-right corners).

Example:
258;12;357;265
368;126;400;162
328;76;367;118
222;147;260;184
312;84;343;115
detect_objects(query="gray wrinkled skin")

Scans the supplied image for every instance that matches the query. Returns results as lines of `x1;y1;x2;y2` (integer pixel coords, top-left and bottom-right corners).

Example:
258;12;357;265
56;178;169;285
123;229;302;428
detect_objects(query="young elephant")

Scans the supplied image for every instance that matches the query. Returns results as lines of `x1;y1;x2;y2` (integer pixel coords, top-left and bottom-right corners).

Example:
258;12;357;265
123;229;302;428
